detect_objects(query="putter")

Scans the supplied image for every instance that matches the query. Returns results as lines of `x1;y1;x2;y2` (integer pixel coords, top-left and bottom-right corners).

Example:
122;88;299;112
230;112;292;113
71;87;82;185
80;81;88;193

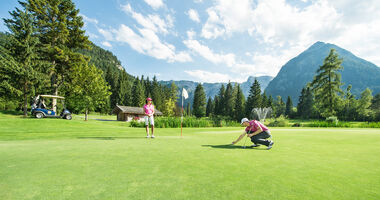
242;136;248;148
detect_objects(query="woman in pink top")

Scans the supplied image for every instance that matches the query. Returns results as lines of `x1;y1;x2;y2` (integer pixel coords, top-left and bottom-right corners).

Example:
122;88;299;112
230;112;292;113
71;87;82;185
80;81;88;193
143;98;155;138
232;117;274;150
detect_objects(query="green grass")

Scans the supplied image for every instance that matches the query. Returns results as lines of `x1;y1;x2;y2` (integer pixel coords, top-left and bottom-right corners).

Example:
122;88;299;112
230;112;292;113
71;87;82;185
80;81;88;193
1;113;380;199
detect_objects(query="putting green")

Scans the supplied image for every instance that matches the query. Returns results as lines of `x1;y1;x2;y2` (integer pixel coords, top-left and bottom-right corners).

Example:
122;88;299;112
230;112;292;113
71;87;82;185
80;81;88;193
1;114;380;199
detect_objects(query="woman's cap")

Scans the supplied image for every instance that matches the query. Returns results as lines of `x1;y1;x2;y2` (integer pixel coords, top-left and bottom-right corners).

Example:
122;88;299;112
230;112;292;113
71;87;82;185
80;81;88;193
241;118;249;124
146;97;152;101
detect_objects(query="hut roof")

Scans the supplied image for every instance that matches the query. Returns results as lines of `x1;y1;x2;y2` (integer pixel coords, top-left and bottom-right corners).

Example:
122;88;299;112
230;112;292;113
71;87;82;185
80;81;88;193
113;105;163;116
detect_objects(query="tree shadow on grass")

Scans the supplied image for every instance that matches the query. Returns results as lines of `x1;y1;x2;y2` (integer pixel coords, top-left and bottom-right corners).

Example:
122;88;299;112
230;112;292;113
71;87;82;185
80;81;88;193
77;137;145;140
202;144;267;150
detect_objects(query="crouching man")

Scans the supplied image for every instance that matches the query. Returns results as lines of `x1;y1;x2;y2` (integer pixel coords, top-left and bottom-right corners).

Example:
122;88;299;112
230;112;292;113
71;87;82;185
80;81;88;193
232;118;274;150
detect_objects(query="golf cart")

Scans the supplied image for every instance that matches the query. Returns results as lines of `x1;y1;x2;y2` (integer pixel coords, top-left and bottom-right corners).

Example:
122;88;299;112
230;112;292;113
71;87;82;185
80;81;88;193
31;95;72;120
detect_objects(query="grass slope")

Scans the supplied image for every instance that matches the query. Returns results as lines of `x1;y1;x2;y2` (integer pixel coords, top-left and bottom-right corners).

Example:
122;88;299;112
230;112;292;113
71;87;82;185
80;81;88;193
1;113;380;199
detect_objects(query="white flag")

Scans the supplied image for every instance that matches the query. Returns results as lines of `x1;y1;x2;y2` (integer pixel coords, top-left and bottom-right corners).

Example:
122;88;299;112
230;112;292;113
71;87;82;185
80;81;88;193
182;88;189;99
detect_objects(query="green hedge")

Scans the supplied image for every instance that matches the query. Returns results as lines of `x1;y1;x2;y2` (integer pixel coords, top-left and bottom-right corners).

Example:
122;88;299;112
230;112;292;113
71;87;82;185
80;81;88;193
129;116;241;128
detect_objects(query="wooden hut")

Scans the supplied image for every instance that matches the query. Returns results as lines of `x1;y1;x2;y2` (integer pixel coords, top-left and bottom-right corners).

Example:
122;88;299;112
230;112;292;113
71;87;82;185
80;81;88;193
112;105;163;122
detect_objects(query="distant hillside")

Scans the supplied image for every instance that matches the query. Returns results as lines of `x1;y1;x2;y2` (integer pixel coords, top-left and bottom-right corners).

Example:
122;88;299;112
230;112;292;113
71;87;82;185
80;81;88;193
160;76;273;106
265;41;380;102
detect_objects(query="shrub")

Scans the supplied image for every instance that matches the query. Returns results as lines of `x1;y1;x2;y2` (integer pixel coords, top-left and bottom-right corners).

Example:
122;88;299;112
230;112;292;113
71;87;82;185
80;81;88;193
326;116;338;125
359;122;380;128
268;115;289;127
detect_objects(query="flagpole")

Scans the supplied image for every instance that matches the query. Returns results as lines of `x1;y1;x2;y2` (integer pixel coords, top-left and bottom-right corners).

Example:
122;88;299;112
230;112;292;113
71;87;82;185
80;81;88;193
181;88;183;137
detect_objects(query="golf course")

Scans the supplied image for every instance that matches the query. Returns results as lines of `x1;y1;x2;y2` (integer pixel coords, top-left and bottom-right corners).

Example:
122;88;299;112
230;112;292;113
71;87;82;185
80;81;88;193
1;113;379;200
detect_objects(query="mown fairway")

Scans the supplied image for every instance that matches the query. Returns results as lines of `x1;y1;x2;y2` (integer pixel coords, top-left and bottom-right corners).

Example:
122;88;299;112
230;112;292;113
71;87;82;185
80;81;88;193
1;113;380;200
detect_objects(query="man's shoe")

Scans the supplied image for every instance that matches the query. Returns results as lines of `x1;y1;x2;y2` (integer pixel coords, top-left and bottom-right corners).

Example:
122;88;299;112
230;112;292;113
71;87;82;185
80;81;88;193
251;144;261;147
267;141;274;150
146;135;150;138
151;135;155;138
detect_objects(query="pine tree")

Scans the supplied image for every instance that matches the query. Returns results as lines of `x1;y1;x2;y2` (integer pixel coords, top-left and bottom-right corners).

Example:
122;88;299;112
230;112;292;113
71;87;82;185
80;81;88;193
131;77;145;107
285;96;293;118
215;84;225;115
310;48;344;118
274;96;285;117
262;91;268;107
193;83;206;118
245;79;262;118
297;87;306;117
234;84;245;121
186;103;191;116
151;76;162;111
357;88;373;121
371;93;380;121
2;6;44;116
224;82;235;117
206;97;214;117
24;0;91;112
117;71;131;106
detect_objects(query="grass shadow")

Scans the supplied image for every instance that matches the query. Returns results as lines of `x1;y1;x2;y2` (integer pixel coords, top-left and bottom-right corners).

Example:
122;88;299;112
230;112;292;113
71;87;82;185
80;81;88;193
77;136;145;140
202;144;267;150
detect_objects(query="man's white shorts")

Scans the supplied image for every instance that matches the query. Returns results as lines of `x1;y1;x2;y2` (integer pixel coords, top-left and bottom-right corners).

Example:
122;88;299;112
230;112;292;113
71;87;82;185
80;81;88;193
144;116;154;126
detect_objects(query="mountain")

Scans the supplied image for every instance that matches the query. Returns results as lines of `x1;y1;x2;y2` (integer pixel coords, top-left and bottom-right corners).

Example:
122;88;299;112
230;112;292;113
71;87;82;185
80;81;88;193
160;76;273;106
265;41;380;103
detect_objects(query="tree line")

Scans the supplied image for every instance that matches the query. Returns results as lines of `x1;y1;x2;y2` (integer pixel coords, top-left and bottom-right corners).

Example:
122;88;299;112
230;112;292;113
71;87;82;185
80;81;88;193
192;49;380;121
0;0;180;118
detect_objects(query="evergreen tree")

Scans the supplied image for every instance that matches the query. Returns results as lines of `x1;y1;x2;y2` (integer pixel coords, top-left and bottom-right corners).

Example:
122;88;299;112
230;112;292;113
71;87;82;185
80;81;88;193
131;77;145;107
25;0;91;112
186;103;191;116
206;97;214;117
310;49;344;118
117;71;131;106
245;79;262;118
340;84;356;120
274;96;285;117
297;87;306;118
234;84;245;121
371;93;380;121
357;88;373;121
224;82;235;117
285;96;293;117
262;91;268;107
215;84;225;115
151;76;162;111
193;83;206;118
2;6;44;116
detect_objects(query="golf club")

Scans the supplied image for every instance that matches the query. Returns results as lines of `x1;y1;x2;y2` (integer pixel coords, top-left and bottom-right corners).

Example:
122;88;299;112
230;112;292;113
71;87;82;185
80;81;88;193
242;136;248;148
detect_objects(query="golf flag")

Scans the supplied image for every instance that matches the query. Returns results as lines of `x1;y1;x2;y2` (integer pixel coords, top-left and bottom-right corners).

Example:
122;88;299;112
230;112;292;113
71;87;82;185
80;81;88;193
182;88;188;99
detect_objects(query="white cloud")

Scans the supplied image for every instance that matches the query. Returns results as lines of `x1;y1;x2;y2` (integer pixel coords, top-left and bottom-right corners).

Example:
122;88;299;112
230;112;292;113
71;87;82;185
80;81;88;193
194;0;203;3
98;28;113;41
79;14;98;25
186;30;196;39
101;41;112;48
121;3;173;35
201;0;255;39
187;9;200;23
144;0;164;10
185;70;230;83
114;24;192;63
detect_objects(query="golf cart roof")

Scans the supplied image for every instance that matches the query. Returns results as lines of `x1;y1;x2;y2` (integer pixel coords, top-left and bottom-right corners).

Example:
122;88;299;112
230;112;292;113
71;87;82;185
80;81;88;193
39;95;65;99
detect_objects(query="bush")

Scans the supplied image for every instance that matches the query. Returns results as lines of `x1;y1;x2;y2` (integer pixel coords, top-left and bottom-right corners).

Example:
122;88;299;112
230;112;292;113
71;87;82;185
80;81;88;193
129;120;145;128
326;116;338;125
129;116;241;128
359;122;380;128
306;121;351;128
268;115;289;127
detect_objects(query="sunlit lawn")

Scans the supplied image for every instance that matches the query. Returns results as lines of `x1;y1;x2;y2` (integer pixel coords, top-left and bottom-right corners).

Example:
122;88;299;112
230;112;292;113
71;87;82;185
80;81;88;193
1;113;380;199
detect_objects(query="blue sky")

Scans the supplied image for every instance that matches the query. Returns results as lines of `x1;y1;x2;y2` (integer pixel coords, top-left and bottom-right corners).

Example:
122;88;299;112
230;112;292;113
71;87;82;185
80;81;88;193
1;0;380;83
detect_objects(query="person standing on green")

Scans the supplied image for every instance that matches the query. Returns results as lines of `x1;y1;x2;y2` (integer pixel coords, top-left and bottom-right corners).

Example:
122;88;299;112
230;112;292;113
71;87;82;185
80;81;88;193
143;98;155;138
